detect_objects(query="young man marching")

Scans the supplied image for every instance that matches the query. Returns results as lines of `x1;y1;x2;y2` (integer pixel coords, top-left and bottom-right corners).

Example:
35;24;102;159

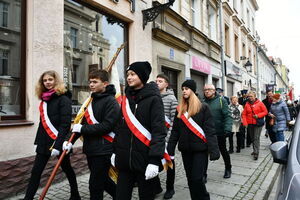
64;70;120;200
114;61;167;200
156;74;178;199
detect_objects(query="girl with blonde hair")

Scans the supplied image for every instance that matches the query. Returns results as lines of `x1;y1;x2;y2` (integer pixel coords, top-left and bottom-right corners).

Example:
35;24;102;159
24;70;80;200
167;80;219;200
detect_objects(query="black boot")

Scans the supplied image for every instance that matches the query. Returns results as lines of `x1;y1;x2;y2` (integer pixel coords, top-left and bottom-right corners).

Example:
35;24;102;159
164;189;175;199
223;169;231;178
236;147;241;153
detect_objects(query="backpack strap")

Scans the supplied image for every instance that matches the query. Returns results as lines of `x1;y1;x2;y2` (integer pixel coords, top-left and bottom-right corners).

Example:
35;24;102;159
219;97;223;109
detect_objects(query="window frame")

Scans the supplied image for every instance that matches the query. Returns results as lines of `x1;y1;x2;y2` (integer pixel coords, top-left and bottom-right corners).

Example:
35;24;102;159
0;0;26;121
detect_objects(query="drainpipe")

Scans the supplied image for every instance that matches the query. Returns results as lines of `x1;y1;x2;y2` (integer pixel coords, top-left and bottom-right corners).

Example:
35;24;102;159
256;46;260;99
218;0;226;94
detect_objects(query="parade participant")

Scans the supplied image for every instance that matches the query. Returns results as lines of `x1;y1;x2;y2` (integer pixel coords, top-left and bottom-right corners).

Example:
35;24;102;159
65;69;120;200
156;74;178;199
242;91;268;160
24;71;80;200
262;90;276;143
269;93;290;142
238;89;248;148
204;84;232;179
228;96;243;153
114;61;167;200
167;80;219;200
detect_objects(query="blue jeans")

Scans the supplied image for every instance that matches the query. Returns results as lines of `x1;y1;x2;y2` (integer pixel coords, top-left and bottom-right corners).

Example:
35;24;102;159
276;130;285;142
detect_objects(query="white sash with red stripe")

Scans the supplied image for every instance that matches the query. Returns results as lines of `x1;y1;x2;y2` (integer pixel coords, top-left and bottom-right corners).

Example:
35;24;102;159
84;101;115;143
122;96;172;167
180;112;207;143
165;115;171;129
39;101;58;140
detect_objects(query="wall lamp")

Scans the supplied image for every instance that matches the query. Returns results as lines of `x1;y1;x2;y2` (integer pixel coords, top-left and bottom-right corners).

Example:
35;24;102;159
240;56;252;72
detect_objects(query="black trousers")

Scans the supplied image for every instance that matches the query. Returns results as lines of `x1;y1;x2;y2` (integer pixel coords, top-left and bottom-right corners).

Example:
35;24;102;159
116;170;157;200
217;135;232;170
86;155;116;200
24;153;79;200
229;132;243;150
239;125;246;147
182;151;210;200
267;127;277;144
166;159;175;190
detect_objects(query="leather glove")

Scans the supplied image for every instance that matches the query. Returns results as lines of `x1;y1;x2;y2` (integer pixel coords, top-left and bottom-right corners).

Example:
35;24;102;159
209;150;220;161
111;153;116;167
72;124;82;133
145;164;159;180
51;149;60;157
62;141;72;154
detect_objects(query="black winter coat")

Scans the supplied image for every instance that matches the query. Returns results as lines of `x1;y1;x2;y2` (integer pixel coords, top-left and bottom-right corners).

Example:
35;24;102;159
262;97;273;129
114;82;167;173
35;91;72;155
167;103;220;160
74;85;120;156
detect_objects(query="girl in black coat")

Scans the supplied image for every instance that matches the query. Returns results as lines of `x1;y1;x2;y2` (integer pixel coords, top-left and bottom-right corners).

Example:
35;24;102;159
167;80;220;200
24;71;80;200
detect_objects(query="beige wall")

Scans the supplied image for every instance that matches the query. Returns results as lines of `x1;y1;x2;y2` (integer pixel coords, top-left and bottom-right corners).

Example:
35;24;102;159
0;0;152;161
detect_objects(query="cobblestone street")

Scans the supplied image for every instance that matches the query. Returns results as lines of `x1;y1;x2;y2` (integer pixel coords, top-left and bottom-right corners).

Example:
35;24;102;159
8;130;289;200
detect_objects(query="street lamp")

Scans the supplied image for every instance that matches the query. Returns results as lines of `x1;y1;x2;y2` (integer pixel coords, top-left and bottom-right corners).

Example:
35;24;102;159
240;56;252;72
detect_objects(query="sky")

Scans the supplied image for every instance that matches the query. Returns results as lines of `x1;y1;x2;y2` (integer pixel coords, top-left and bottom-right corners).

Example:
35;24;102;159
256;0;300;98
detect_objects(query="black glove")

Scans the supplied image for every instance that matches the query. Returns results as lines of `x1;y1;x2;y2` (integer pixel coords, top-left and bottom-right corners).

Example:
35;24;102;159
209;150;220;161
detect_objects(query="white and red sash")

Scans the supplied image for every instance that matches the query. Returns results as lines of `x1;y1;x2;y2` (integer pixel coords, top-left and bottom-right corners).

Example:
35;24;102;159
122;96;172;168
84;101;115;143
39;101;58;140
165;115;171;129
180;111;207;143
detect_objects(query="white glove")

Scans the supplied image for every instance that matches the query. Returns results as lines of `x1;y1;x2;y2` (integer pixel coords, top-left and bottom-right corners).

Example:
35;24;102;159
33;145;37;153
145;164;159;180
62;141;72;154
51;149;60;157
111;153;116;167
72;124;82;133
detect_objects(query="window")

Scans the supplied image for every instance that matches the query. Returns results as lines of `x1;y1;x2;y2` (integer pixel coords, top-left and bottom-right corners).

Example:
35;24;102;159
252;17;255;34
191;0;201;30
225;24;230;56
64;0;128;114
242;42;246;58
234;34;239;62
70;27;78;49
233;0;238;12
0;49;8;75
247;9;250;29
240;0;244;20
0;1;8;27
191;0;195;26
0;0;26;120
208;4;217;41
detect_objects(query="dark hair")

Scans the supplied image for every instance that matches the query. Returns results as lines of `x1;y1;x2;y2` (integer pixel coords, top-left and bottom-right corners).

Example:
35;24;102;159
89;69;109;82
156;73;169;83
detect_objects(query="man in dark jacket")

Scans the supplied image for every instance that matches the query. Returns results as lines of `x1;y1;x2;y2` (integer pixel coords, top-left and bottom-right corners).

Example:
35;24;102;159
204;84;233;178
262;90;276;143
238;89;248;148
66;70;120;200
114;61;166;200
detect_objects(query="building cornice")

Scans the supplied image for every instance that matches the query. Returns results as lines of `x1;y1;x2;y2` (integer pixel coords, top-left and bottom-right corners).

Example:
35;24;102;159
232;15;243;26
241;25;249;34
222;2;234;16
251;0;259;11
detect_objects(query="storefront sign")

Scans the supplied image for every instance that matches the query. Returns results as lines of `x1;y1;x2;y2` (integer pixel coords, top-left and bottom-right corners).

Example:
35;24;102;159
192;56;211;74
224;60;242;81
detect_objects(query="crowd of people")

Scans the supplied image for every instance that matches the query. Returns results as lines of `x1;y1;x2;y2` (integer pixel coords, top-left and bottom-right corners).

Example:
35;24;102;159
23;62;298;200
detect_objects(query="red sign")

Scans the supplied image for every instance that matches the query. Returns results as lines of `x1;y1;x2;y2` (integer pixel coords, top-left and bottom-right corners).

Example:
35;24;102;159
192;56;211;74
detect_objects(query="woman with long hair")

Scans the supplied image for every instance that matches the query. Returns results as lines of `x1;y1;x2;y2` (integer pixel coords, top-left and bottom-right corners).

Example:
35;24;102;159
167;80;219;200
24;70;80;200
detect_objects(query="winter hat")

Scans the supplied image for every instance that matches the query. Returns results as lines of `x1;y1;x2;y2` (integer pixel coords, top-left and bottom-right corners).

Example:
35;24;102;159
272;93;281;100
126;61;152;84
182;79;197;93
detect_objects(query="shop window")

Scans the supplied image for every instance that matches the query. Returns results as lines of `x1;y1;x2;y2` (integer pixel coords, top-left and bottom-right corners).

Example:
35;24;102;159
64;0;128;114
0;0;26;120
0;1;8;27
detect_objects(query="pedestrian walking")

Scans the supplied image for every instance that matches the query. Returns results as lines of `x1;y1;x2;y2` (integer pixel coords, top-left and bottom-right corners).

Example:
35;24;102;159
114;61;167;200
167;80;219;200
228;96;244;153
156;74;178;199
238;90;248;148
203;84;232;179
269;93;290;142
64;70;120;200
24;70;80;200
242;91;268;160
262;90;276;143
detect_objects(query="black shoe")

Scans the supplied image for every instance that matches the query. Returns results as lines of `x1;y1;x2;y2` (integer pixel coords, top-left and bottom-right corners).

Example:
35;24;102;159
223;169;231;179
228;149;234;154
253;154;258;160
69;195;81;200
164;189;175;199
155;186;163;195
236;148;241;153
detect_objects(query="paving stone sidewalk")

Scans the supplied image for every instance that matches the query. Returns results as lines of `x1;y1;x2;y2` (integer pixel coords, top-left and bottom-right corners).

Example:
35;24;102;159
8;130;289;200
